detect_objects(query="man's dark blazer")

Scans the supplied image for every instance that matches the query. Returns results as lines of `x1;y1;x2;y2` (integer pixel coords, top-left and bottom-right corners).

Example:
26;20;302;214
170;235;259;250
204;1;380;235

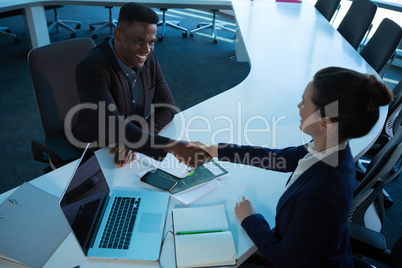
218;143;355;267
73;38;175;159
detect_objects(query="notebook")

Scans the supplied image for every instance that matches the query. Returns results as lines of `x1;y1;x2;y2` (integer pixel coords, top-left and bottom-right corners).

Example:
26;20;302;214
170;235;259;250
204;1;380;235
172;205;237;268
59;145;170;261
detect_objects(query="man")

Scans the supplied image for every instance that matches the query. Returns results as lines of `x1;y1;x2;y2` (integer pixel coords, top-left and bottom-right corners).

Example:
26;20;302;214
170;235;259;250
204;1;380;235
73;2;209;167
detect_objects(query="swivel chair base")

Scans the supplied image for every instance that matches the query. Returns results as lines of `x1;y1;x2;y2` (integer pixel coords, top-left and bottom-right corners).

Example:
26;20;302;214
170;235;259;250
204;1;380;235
189;9;235;44
157;8;188;42
0;26;20;43
47;6;81;38
90;6;117;39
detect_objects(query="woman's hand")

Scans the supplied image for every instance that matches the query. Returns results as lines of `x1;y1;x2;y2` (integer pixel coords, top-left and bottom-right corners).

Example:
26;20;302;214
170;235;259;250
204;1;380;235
235;196;257;223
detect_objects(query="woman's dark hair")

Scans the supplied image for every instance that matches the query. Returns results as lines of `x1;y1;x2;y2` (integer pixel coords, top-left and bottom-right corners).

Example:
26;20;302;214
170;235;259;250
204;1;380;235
117;3;159;28
311;67;393;141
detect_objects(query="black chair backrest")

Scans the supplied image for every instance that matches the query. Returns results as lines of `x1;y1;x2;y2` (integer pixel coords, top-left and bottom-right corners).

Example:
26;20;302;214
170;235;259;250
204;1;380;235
315;0;341;22
390;80;402;116
337;0;377;50
28;38;95;138
360;18;402;74
386;80;402;136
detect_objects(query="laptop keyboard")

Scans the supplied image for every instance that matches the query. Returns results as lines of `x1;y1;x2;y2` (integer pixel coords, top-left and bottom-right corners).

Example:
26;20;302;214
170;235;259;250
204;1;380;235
99;197;141;250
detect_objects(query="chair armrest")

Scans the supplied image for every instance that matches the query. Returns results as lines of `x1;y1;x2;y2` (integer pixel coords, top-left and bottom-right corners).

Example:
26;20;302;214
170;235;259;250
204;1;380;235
31;138;50;163
31;133;81;169
44;132;81;162
348;222;391;264
348;221;387;250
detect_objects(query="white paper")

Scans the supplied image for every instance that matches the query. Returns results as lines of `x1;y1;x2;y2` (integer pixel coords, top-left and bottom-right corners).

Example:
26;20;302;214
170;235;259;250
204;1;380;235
171;180;221;206
136;153;193;178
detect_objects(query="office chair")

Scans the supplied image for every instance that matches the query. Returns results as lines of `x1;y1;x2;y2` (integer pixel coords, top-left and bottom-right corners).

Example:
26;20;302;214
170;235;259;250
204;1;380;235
0;9;23;43
337;0;377;50
89;6;117;39
28;38;96;172
157;8;188;42
356;81;402;208
386;80;402;136
314;0;341;23
349;222;402;268
360;18;402;78
363;80;402;158
350;120;402;232
46;5;81;38
0;26;20;43
189;9;235;44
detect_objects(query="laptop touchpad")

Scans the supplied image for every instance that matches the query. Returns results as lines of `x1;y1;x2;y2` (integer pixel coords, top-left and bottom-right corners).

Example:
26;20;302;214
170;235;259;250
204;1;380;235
138;213;162;233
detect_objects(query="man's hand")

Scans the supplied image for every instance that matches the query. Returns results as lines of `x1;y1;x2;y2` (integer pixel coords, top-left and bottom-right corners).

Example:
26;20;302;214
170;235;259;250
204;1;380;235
109;146;136;168
165;140;212;168
186;141;219;158
235;196;257;223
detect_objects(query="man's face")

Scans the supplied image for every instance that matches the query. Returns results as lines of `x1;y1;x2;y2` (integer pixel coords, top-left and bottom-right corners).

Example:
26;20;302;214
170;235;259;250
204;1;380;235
113;21;157;69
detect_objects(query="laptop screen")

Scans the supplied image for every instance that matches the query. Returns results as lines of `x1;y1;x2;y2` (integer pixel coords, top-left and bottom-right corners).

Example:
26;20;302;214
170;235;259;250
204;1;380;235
60;147;110;253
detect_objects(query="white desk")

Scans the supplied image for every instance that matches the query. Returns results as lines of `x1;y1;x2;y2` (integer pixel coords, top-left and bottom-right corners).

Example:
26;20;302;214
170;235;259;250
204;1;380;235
0;0;387;267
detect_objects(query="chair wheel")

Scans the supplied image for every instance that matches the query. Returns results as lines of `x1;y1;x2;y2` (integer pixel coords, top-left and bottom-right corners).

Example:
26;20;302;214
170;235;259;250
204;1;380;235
213;39;218;44
92;34;98;39
182;32;188;38
90;25;95;31
76;23;81;30
158;36;164;42
71;32;76;38
14;37;20;43
189;33;194;39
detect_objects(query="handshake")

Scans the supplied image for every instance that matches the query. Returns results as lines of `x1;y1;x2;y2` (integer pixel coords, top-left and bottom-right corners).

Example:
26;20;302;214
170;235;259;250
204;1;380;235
110;140;219;168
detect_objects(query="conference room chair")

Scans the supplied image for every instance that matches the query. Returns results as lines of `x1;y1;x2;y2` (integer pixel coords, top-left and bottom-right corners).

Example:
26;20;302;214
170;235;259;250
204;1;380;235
28;38;96;172
360;18;402;78
389;80;402;126
46;5;81;38
0;9;23;43
363;80;402;159
349;221;402;268
314;0;341;23
89;6;117;39
337;0;377;50
350;118;402;232
157;8;188;42
357;80;402;209
0;26;20;43
189;9;235;44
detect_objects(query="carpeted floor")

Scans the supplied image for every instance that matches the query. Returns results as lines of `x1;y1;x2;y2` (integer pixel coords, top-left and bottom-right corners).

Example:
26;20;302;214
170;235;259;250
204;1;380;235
0;4;401;267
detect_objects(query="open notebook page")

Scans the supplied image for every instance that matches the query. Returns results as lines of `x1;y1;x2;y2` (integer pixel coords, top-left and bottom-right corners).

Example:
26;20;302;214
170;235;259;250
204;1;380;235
175;231;236;268
173;205;229;233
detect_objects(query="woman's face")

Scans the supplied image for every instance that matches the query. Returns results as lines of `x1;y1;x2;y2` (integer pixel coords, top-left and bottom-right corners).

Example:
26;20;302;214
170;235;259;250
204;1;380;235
297;81;322;137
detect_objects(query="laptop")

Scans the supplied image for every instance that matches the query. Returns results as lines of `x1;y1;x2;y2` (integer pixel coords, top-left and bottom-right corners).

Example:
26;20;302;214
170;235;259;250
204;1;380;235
59;144;170;261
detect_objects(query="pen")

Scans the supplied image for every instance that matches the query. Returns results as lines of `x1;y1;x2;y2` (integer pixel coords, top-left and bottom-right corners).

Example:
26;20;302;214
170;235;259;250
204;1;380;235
176;230;223;235
186;169;195;177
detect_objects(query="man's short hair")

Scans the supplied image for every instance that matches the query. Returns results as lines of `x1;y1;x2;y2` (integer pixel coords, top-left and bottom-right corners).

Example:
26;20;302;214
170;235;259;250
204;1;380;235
117;2;159;28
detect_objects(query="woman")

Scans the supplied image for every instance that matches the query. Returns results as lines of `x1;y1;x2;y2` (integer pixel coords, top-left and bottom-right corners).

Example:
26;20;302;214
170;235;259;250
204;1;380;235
191;67;393;267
